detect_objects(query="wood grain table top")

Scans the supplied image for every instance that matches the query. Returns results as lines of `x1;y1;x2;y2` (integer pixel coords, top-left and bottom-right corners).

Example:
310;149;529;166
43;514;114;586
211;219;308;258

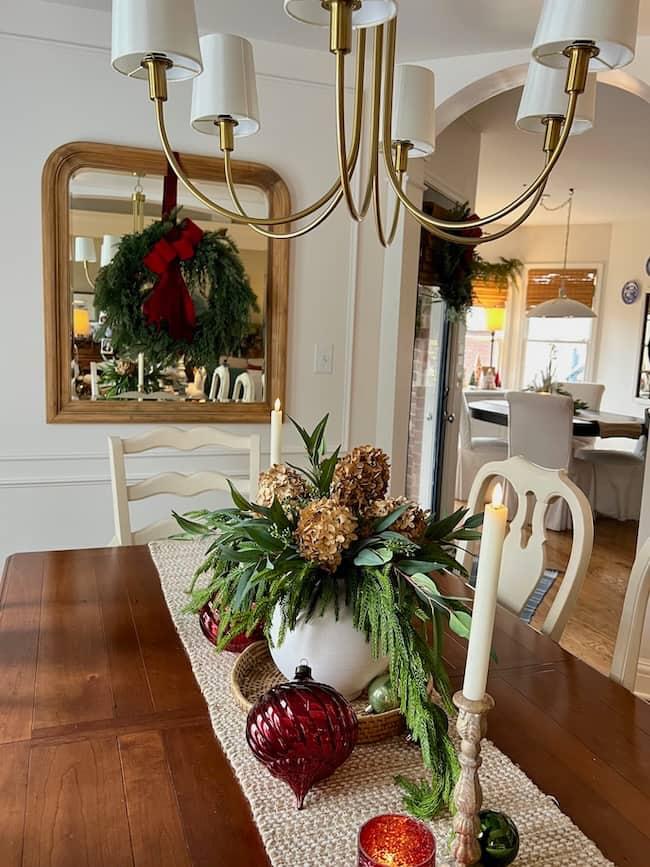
1;546;649;866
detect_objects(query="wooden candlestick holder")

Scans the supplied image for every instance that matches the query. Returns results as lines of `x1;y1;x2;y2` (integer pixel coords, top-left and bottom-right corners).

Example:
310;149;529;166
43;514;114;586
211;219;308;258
450;690;495;867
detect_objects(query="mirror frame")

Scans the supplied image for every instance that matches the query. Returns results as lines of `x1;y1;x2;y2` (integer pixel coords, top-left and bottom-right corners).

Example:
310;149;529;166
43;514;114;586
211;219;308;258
43;141;289;423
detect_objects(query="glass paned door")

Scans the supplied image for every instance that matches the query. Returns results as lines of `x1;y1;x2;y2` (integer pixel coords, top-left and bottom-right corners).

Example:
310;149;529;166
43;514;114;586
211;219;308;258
406;287;450;512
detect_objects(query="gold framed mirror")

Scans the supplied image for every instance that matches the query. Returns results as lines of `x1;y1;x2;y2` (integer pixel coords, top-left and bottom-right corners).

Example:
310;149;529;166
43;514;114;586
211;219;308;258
43;141;289;423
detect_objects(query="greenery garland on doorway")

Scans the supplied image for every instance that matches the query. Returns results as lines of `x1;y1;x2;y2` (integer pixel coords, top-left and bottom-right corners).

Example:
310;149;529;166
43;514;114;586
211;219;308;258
94;209;258;367
431;203;523;319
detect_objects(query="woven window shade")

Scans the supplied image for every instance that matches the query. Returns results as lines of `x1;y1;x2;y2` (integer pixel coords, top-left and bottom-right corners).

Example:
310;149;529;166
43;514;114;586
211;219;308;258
526;268;596;309
472;278;509;309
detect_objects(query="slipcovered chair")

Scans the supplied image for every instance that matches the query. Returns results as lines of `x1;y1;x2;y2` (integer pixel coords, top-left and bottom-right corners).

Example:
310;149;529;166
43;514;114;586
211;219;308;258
559;381;605;449
507;391;592;531
455;391;507;501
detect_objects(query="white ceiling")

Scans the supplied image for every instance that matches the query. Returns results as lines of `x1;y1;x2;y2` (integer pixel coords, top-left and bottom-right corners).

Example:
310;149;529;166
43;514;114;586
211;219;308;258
41;1;650;60
461;83;650;225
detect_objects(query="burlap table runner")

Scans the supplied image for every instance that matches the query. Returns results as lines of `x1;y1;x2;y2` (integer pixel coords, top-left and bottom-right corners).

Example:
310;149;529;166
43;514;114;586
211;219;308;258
149;540;615;867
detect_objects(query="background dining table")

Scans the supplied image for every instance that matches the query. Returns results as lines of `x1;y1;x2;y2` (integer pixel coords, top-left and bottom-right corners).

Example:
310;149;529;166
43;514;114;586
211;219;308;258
469;399;646;439
1;545;649;866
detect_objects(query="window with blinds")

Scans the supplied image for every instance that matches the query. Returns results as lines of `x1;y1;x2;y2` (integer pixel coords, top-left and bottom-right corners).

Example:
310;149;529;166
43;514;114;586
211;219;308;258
526;268;597;310
472;277;509;309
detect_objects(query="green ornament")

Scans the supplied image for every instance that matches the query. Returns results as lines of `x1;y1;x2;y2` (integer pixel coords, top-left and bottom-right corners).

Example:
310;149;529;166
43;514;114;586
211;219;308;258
367;673;399;714
478;810;519;866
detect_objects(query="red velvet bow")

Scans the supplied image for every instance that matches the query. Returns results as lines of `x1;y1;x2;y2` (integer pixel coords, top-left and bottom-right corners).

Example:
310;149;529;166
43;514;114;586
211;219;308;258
142;219;204;342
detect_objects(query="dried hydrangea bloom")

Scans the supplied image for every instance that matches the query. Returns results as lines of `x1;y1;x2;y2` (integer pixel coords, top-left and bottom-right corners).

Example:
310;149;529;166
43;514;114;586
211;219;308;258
257;464;310;508
295;498;358;572
330;445;391;514
363;496;427;543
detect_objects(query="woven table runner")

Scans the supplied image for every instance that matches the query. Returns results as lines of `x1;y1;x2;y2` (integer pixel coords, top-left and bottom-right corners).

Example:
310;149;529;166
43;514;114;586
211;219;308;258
150;540;614;867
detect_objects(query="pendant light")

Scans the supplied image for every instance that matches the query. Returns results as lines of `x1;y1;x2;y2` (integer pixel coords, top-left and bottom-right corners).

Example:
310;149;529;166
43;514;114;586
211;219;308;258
527;188;596;319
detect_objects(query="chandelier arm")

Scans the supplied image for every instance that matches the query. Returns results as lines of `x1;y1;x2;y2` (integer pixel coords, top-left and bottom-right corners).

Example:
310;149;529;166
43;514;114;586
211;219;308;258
335;51;364;223
380;18;579;232
374;167;403;249
356;23;385;221
223;151;345;240
408;168;549;246
147;30;366;228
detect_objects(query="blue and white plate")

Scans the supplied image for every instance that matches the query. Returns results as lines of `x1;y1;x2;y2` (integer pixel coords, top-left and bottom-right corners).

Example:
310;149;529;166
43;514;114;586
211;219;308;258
622;280;640;305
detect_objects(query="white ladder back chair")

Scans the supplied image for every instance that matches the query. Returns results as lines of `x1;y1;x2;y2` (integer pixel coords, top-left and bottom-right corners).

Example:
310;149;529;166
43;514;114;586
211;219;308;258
108;426;261;546
209;365;230;402
460;456;594;641
232;371;254;403
611;537;650;693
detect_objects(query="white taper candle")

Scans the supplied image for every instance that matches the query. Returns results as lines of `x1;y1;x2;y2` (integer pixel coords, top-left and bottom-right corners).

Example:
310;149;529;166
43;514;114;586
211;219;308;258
270;398;283;467
90;362;99;400
462;483;508;702
137;352;144;391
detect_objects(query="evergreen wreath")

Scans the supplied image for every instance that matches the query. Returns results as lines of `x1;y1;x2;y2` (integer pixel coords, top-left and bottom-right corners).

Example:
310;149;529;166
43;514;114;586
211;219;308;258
94;209;259;367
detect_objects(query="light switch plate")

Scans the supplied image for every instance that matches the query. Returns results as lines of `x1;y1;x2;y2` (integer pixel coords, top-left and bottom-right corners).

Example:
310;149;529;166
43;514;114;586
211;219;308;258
314;343;334;374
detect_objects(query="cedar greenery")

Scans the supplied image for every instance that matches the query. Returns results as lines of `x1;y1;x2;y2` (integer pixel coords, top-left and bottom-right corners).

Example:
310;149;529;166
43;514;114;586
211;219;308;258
93;209;258;367
176;416;484;818
434;202;522;320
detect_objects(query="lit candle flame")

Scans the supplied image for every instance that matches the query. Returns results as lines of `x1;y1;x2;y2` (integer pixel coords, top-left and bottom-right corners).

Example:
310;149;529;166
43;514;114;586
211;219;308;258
492;482;504;507
274;398;281;412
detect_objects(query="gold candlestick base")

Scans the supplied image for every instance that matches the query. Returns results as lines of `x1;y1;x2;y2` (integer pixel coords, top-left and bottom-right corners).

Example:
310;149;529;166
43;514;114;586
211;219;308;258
450;691;495;867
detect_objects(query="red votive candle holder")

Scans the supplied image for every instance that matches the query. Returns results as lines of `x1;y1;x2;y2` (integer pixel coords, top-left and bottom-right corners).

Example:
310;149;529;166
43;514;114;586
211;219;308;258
358;814;436;867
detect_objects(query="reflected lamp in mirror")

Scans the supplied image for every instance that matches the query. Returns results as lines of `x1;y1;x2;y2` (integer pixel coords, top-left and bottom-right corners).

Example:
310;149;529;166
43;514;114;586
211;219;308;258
73;303;91;338
101;234;122;267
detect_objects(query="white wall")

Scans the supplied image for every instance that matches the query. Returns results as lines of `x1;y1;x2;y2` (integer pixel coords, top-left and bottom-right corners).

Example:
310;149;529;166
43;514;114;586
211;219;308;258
596;221;650;416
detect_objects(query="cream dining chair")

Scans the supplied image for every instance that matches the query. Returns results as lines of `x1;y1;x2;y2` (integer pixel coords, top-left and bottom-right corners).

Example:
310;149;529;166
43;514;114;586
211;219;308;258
108;426;260;546
559;381;605;449
455;391;508;501
610;536;650;693
460;455;593;641
507;391;593;530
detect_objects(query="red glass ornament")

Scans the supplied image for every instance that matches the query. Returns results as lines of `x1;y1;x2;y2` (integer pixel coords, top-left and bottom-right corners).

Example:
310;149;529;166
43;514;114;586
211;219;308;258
246;663;358;808
358;815;436;867
198;598;264;653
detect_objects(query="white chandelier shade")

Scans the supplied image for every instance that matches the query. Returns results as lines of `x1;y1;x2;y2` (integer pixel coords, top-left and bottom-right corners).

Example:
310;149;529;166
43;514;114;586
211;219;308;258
191;34;260;138
74;237;96;263
100;234;122;267
390;64;435;157
517;65;597;135
283;0;397;29
532;0;640;72
111;0;202;80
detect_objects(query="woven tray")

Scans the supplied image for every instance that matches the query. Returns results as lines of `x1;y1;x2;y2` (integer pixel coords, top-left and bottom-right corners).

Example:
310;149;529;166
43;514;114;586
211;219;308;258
230;641;406;745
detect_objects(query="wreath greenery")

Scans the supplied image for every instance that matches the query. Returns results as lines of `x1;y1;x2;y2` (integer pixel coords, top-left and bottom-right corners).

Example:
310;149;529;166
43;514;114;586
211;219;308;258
432;203;523;320
94;209;259;367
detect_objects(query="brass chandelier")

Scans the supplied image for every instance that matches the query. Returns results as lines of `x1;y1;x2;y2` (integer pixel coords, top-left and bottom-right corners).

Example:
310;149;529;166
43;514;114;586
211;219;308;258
111;0;640;248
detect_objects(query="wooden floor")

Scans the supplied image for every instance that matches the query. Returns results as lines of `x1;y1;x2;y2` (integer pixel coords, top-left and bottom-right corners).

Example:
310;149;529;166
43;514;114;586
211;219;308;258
531;517;638;676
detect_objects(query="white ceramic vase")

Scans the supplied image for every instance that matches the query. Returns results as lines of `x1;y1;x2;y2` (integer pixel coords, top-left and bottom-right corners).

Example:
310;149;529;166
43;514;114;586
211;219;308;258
269;600;389;701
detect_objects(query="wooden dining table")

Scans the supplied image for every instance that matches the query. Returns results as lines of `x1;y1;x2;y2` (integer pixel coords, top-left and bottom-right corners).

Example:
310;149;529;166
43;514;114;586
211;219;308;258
2;545;649;866
469;399;646;439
